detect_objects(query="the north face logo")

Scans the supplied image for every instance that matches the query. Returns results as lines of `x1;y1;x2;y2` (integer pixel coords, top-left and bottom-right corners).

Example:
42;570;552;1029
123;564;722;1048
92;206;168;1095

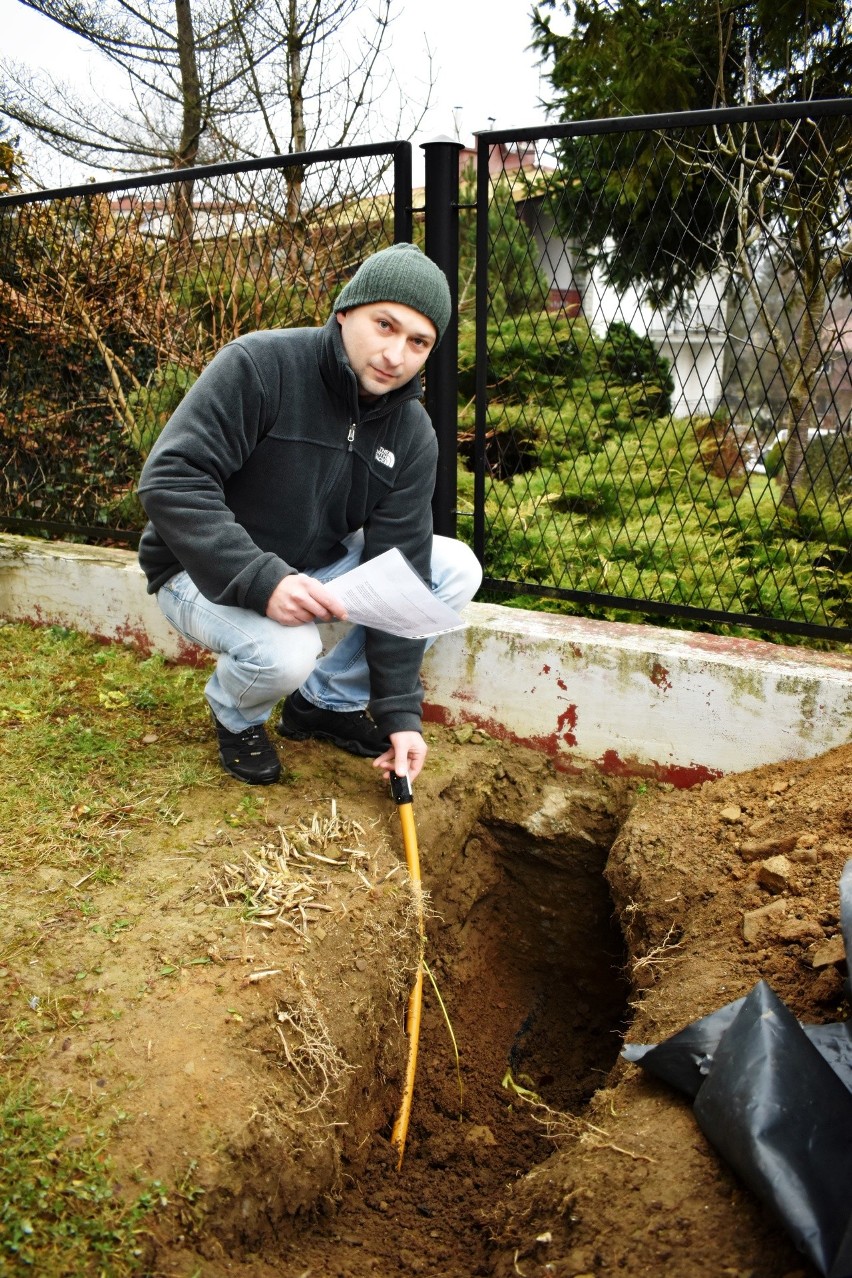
375;447;395;467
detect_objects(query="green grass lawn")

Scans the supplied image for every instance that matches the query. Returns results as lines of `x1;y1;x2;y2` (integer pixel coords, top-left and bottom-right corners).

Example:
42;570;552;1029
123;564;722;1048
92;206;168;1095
457;404;851;642
0;623;217;1276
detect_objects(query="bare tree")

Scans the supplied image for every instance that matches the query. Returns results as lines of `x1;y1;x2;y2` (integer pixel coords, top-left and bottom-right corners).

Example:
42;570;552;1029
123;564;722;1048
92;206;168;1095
2;0;243;172
1;0;432;182
535;0;852;511
674;111;852;508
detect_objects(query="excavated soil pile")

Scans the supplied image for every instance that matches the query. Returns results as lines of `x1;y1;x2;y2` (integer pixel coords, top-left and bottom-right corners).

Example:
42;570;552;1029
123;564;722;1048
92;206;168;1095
7;727;852;1277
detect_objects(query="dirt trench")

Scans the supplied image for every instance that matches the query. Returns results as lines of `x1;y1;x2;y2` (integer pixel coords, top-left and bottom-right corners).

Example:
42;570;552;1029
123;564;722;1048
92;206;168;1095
10;730;852;1277
264;761;633;1278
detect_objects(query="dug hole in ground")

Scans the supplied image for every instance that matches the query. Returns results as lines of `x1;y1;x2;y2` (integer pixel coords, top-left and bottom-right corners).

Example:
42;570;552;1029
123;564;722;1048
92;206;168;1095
13;708;852;1278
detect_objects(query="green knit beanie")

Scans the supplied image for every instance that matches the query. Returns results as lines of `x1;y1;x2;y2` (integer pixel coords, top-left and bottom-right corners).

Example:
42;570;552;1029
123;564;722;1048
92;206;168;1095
333;243;452;346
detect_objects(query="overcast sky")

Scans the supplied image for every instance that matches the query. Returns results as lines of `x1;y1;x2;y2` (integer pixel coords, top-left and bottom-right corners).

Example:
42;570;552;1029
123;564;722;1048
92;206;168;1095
0;0;559;187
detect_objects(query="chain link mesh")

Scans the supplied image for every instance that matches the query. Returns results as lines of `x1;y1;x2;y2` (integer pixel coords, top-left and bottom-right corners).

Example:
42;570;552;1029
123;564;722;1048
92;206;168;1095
2;108;850;642
470;103;851;640
0;146;406;541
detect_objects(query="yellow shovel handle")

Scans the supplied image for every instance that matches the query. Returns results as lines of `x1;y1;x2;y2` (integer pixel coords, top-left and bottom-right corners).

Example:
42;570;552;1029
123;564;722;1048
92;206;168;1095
389;781;425;1169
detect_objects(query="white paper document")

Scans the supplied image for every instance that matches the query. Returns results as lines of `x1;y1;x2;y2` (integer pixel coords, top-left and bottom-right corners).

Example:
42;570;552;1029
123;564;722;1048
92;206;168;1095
328;547;466;639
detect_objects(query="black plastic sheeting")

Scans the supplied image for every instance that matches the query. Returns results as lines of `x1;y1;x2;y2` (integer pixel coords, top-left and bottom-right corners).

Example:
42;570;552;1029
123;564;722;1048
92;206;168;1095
622;859;852;1278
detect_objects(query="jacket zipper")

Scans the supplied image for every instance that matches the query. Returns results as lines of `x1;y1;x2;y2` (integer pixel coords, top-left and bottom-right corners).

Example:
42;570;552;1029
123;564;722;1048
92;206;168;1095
347;423;356;452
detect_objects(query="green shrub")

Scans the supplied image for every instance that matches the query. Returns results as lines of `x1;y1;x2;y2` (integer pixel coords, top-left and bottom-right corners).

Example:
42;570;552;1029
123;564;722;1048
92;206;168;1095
173;266;320;343
124;362;198;460
805;432;852;500
458;313;673;420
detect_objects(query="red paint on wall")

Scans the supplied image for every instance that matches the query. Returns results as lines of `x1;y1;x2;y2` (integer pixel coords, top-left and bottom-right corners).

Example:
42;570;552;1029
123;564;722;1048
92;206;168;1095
425;696;579;751
16;611;211;667
423;701;563;757
422;703;458;730
423;703;720;789
112;624;156;658
556;702;578;747
110;623;209;667
594;749;720;788
650;662;673;692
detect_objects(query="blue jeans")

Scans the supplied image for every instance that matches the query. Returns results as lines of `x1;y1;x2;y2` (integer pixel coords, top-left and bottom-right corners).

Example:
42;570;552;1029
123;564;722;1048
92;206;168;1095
156;533;482;732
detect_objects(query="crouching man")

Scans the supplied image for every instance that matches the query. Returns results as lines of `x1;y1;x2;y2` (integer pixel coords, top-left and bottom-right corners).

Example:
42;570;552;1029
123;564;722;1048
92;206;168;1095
137;242;481;786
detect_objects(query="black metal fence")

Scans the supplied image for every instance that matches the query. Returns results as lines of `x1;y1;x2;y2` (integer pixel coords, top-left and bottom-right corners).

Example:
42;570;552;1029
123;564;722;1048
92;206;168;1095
1;105;851;642
0;142;412;541
470;100;852;641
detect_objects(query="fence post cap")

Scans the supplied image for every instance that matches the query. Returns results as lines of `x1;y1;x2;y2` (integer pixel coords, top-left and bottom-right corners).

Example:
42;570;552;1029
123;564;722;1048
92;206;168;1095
420;136;464;150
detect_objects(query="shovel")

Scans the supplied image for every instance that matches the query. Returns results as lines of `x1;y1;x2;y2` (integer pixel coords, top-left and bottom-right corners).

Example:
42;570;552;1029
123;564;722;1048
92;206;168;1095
389;771;425;1169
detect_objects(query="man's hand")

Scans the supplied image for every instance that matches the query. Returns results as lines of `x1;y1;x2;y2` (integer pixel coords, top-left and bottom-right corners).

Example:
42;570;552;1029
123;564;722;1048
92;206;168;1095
373;730;428;784
266;574;348;626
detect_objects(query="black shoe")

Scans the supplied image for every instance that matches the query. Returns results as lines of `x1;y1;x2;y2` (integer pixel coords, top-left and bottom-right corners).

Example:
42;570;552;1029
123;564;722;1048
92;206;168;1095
212;715;281;784
276;689;390;759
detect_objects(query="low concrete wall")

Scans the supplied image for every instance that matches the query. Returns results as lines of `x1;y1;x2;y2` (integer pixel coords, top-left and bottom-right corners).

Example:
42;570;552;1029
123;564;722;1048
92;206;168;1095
2;533;850;786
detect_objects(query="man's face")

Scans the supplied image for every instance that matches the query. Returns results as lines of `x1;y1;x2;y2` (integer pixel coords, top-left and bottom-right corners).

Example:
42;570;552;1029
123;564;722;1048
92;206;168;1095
336;302;437;399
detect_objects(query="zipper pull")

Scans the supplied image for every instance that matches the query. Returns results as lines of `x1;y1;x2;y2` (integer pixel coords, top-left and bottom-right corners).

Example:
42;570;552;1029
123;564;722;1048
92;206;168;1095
347;424;356;452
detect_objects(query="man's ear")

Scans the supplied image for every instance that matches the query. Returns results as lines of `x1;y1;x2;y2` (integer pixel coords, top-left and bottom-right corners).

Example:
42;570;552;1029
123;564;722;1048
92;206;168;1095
336;311;345;327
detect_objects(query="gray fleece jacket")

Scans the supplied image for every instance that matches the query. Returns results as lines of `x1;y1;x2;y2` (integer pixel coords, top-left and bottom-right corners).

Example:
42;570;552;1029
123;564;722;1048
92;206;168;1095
137;314;438;737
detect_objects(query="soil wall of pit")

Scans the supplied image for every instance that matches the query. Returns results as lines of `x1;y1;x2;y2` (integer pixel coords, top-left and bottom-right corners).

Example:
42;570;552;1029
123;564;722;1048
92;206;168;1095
491;741;852;1278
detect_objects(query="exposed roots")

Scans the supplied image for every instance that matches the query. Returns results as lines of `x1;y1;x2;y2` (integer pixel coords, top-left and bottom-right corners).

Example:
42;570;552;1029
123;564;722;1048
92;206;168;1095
630;922;684;991
502;1072;655;1164
274;995;355;1114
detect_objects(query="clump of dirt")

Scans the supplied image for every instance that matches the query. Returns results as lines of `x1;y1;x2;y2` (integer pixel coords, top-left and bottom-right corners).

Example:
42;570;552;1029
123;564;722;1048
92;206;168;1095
6;727;852;1278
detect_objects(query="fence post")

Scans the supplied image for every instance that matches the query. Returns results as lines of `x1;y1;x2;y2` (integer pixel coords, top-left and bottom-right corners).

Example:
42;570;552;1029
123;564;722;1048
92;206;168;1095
422;136;463;539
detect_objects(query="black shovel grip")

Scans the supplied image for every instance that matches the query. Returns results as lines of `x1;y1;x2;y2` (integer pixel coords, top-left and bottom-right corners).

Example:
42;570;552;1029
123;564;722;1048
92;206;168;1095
390;773;413;805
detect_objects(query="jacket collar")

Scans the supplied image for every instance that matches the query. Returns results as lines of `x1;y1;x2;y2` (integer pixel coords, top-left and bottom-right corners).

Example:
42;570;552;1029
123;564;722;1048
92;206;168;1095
319;313;423;422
